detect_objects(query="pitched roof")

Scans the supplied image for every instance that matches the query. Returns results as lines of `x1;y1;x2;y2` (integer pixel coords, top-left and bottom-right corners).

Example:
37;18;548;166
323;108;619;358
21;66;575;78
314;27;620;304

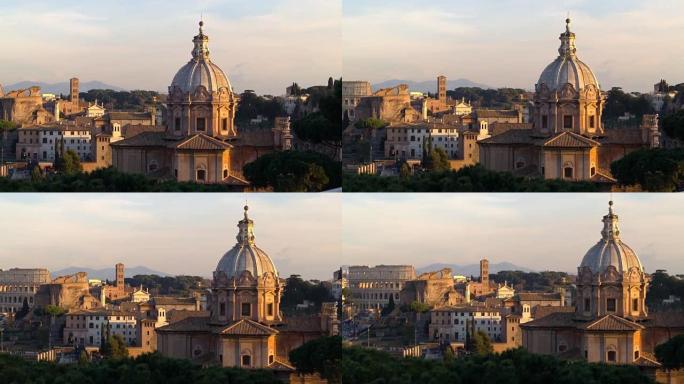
173;133;232;150
581;315;644;331
513;292;563;302
476;109;520;119
152;296;197;306
590;169;617;183
219;319;278;336
542;131;600;148
520;311;576;328
489;122;533;136
532;305;575;320
478;129;536;145
108;111;153;121
634;352;662;367
110;131;167;147
156;316;213;332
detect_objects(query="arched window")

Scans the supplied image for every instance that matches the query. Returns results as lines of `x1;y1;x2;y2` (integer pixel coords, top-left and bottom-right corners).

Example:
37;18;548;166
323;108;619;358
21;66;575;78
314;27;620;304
196;169;206;181
241;354;251;367
563;162;574;179
223;169;228;179
607;350;617;362
148;160;158;172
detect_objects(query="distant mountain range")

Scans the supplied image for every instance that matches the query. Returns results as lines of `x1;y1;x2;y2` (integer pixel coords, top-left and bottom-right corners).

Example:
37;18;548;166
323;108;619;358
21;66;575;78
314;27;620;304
417;262;534;277
51;266;169;281
372;78;492;93
3;80;126;95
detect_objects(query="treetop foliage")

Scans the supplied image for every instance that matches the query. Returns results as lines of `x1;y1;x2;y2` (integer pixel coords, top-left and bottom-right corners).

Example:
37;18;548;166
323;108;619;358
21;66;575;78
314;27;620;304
610;148;684;192
243;150;341;192
343;165;603;192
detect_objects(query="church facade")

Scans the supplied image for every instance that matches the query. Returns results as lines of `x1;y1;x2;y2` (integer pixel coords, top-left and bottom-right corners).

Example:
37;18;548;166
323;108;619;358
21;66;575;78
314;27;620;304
111;22;292;185
156;206;337;378
479;19;661;182
521;202;684;373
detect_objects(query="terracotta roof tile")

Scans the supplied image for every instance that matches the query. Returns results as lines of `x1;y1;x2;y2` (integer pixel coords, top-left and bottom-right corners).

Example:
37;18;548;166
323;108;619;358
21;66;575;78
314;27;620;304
520;312;576;328
542;131;600;148
173;133;232;150
581;315;644;331
220;319;278;336
110;131;167;147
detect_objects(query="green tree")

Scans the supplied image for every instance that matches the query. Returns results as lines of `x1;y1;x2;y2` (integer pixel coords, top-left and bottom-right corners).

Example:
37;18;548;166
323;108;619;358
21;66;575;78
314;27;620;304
100;334;129;359
281;275;334;312
343;165;604;192
422;147;450;172
610;148;684;191
354;118;388;131
466;330;494;356
243;150;341;192
399;161;412;179
381;294;396;316
408;301;431;313
662;110;684;141
289;336;342;384
54;149;83;176
31;165;44;182
15;297;30;319
655;334;684;369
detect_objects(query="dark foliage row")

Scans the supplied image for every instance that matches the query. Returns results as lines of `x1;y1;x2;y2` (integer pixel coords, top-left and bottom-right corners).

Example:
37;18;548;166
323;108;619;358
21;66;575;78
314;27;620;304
124;275;207;296
0;352;282;384
611;148;684;192
343;165;602;192
281;275;335;312
340;347;653;384
243;150;342;191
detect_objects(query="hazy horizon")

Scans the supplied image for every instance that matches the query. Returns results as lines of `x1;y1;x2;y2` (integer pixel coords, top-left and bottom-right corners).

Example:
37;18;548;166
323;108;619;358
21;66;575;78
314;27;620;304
0;194;342;281
0;0;341;96
343;0;684;93
342;194;684;276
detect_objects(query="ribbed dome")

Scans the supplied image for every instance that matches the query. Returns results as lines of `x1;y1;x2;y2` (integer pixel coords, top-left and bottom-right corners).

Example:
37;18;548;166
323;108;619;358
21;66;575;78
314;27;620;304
171;61;231;94
170;21;232;94
579;201;643;274
215;206;278;279
536;18;600;92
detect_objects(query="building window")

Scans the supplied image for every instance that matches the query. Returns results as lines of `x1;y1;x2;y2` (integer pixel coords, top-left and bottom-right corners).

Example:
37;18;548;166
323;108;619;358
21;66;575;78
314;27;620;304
241;303;251;317
563;115;573;129
223;169;228;179
632;298;639;312
241;355;251;367
589;115;596;129
196;169;206;181
175;117;181;131
590;167;596;176
634;350;640;360
269;354;274;364
219;302;226;316
222;118;228;131
607;350;616;362
267;303;274;317
607;298;616;312
564;167;573;179
196;117;206;131
542;115;548;129
584;298;590;312
559;344;567;352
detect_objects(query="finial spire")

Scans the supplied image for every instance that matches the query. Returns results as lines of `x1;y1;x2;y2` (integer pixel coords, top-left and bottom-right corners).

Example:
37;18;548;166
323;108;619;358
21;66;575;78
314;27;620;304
601;200;620;240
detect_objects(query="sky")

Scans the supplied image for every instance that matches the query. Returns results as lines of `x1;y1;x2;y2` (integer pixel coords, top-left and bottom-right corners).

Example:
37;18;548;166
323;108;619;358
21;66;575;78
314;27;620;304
0;194;342;281
1;194;682;282
342;194;684;275
0;0;341;95
343;0;684;92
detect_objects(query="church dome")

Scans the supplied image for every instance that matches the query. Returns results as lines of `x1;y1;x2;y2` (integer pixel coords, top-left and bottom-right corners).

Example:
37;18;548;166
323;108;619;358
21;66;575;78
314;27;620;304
536;19;600;92
170;21;232;94
215;206;278;279
579;201;644;275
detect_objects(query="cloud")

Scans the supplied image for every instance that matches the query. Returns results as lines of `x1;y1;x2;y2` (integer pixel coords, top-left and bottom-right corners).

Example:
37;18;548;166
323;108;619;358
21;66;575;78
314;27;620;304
0;0;341;95
343;0;684;92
